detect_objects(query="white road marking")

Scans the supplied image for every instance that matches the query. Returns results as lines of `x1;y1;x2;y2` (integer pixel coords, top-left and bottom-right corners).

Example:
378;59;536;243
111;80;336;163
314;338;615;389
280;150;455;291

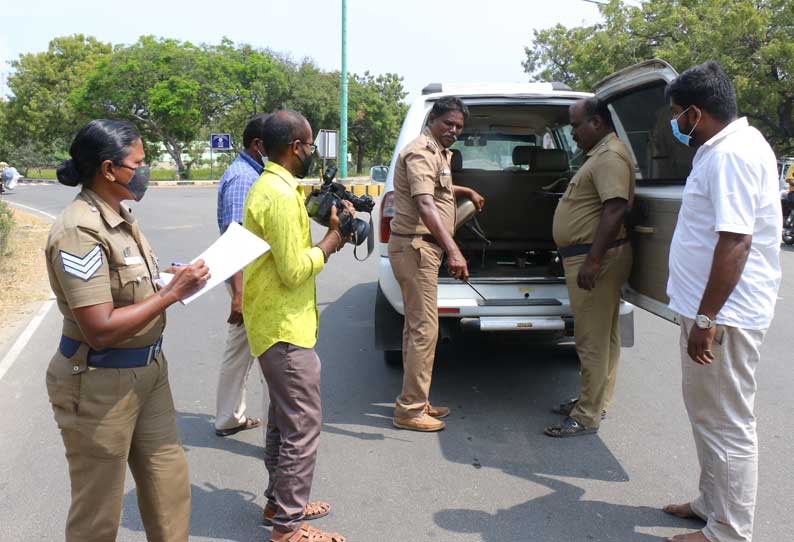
0;299;55;381
4;200;57;220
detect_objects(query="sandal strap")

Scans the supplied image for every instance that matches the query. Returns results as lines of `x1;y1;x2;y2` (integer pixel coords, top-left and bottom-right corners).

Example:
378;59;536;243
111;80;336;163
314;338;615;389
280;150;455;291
286;523;345;542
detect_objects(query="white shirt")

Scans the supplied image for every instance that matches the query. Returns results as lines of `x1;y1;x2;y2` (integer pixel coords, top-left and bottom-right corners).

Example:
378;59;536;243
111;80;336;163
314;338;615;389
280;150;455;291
667;117;781;330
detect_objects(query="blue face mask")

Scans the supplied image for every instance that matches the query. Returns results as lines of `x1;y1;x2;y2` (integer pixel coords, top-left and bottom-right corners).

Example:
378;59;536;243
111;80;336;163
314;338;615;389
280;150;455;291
670;107;700;146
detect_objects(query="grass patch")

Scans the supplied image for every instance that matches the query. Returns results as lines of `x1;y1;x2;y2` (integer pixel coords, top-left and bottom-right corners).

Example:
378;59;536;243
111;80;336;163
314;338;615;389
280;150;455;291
0;207;51;326
0;200;15;256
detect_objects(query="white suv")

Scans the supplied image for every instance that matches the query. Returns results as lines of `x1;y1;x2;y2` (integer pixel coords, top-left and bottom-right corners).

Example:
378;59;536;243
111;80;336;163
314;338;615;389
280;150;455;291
374;61;690;364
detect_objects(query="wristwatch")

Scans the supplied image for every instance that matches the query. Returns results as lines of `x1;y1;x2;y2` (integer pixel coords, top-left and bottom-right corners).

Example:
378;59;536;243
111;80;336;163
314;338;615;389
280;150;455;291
695;314;717;329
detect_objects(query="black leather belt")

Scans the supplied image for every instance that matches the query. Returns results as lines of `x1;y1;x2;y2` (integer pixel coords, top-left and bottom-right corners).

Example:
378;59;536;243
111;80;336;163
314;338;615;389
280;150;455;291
390;232;439;246
59;335;163;369
557;237;629;259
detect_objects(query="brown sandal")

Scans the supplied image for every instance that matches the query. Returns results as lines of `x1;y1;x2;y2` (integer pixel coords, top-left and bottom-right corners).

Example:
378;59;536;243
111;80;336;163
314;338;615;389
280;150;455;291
263;501;331;526
271;522;345;542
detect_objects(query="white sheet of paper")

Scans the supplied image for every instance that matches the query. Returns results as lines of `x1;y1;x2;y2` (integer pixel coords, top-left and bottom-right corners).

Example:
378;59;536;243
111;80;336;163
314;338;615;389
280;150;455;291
157;222;270;305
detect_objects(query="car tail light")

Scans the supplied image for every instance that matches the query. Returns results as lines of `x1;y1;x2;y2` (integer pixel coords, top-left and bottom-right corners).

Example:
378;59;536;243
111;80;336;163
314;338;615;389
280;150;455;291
380;191;395;243
438;308;460;314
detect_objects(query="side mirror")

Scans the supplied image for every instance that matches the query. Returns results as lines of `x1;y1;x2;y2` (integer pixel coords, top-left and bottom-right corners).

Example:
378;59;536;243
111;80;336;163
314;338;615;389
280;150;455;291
370;165;388;183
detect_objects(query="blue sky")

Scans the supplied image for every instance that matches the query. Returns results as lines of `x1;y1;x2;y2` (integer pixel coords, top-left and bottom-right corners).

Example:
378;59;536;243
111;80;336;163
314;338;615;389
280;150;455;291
2;0;604;102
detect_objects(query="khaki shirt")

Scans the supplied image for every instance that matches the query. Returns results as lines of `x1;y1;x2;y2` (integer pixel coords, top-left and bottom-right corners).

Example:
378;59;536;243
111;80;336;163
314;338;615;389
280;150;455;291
390;128;456;237
552;133;635;247
46;189;165;348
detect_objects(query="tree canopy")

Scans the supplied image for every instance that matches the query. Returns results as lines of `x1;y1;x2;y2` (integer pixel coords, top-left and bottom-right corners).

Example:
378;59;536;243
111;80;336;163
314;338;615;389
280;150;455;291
523;0;794;155
1;35;408;178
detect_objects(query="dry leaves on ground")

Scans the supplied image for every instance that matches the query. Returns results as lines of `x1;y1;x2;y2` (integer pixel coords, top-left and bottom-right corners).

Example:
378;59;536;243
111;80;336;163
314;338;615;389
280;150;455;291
0;208;52;323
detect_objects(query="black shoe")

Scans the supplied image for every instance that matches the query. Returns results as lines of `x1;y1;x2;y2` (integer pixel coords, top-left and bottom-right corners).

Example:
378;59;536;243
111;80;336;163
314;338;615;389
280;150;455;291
551;397;606;420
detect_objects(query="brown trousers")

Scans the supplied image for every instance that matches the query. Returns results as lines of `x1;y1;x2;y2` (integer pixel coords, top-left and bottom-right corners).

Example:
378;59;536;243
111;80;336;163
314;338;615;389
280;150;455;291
46;349;190;542
563;243;632;428
258;342;322;535
388;236;444;419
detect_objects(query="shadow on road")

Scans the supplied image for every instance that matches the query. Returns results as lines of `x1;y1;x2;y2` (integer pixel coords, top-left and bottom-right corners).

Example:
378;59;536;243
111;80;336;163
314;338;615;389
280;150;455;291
317;281;700;540
121;482;268;542
176;411;263;460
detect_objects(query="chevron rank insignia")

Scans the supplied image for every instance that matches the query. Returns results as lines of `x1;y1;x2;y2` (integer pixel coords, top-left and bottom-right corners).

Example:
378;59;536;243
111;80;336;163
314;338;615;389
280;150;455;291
60;245;103;281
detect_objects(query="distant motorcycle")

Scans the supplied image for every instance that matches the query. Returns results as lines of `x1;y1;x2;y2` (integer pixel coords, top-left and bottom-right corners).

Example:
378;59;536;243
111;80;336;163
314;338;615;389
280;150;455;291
782;190;794;245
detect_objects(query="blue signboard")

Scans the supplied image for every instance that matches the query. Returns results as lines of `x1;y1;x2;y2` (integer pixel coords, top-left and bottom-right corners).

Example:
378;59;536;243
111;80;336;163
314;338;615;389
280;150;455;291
210;133;232;150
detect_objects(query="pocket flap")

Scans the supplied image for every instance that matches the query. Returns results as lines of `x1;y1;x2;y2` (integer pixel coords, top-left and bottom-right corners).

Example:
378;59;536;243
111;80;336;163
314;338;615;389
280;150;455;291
115;264;147;286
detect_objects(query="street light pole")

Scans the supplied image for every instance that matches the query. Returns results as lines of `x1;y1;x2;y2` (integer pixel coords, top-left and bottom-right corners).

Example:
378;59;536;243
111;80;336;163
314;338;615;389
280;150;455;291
340;0;348;179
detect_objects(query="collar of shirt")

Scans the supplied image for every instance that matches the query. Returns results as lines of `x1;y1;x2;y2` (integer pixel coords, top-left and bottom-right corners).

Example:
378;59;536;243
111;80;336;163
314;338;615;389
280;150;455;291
238;150;265;175
421;127;450;157
585;132;617;158
80;188;134;228
264;161;300;192
701;117;748;149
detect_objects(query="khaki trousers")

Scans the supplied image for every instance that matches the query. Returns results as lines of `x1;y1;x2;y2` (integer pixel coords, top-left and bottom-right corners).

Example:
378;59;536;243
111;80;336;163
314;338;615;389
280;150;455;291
46;350;190;542
388;236;444;419
679;316;766;542
215;287;264;431
258;342;322;535
563;243;632;428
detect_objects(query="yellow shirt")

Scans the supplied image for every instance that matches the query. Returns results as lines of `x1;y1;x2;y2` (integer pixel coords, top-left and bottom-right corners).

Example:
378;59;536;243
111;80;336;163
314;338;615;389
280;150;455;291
242;162;326;357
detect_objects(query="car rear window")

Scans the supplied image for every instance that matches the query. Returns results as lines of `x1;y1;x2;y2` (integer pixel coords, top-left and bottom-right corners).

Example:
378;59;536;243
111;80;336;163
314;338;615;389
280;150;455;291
609;83;695;185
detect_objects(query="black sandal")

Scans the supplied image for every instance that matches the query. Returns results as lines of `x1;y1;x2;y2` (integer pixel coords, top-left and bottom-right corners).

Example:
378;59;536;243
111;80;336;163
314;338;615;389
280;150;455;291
215;417;262;437
544;416;598;438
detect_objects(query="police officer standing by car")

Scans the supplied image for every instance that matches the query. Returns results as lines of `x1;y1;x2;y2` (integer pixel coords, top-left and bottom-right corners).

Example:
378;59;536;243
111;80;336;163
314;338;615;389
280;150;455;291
45;119;209;541
388;96;484;432
546;97;635;438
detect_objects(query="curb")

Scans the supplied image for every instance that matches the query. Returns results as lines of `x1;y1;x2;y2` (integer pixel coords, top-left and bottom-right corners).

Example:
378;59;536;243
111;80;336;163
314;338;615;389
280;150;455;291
18;178;386;196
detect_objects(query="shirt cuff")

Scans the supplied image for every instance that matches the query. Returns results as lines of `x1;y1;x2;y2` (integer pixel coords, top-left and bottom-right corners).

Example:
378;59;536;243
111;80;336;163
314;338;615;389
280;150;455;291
308;246;326;275
715;223;754;235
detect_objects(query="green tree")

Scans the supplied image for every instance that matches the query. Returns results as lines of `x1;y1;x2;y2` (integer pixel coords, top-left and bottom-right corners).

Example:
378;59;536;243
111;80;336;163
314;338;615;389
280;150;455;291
73;37;232;179
523;0;794;155
348;72;407;173
2;34;111;161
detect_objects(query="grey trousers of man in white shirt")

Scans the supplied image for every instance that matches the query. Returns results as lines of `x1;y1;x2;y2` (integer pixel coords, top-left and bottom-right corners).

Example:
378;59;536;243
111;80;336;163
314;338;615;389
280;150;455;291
215;287;265;431
678;315;766;542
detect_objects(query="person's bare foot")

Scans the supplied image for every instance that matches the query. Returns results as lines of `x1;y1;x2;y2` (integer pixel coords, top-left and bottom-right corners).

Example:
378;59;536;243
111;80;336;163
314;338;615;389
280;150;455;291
667;530;709;542
663;502;699;519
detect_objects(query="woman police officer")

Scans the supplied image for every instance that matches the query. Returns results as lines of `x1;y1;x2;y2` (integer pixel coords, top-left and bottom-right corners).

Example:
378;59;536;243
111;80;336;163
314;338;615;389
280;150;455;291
45;119;208;541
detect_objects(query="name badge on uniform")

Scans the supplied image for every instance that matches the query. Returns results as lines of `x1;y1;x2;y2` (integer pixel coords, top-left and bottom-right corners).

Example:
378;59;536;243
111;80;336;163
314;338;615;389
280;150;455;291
124;256;144;265
61;245;103;281
442;169;451;175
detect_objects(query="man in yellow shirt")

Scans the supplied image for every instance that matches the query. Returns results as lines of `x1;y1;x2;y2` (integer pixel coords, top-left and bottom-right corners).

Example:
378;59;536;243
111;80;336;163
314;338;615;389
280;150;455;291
243;110;348;542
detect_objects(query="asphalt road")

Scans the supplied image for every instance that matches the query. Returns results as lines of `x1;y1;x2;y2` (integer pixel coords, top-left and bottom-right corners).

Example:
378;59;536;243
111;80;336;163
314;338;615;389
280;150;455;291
1;184;792;542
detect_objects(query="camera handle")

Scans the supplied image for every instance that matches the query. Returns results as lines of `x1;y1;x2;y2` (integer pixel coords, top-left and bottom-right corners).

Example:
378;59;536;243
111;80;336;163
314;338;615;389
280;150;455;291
353;215;375;262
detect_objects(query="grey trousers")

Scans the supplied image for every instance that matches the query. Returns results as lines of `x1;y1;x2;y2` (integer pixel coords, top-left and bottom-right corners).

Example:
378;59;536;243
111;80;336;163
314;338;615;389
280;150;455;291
679;316;766;542
258;342;322;534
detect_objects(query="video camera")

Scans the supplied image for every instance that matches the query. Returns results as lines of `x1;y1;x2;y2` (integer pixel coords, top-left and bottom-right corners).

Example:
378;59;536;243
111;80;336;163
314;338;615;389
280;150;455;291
305;165;375;247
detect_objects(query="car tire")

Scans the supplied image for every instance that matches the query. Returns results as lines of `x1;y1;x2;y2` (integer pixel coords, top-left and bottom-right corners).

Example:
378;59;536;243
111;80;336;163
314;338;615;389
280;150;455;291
383;350;403;366
374;283;404;359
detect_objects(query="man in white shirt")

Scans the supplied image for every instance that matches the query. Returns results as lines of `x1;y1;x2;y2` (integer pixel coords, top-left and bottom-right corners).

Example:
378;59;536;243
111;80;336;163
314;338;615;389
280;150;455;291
662;61;781;542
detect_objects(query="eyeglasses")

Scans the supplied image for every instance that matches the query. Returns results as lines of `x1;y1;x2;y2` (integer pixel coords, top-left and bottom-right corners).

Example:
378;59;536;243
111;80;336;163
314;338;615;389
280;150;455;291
295;140;317;154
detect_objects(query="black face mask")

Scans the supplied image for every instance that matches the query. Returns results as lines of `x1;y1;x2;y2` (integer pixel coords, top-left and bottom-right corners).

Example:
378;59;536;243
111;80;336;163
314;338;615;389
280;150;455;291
295;147;315;179
116;164;151;201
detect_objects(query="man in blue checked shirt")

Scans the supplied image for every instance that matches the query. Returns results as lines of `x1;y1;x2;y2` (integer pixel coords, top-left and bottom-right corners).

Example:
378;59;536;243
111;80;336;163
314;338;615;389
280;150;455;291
213;113;270;437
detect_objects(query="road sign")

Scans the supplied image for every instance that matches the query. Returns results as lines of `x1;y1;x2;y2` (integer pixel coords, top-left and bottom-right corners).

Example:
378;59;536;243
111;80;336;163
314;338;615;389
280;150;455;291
210;133;232;151
316;129;339;160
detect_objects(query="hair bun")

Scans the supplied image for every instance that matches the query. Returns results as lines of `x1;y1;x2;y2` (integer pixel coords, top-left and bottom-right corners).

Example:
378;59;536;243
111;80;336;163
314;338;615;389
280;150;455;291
56;159;82;187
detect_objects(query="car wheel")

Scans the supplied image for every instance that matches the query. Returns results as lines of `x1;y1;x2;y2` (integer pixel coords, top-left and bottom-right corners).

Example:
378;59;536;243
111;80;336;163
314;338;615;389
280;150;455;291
383;350;403;367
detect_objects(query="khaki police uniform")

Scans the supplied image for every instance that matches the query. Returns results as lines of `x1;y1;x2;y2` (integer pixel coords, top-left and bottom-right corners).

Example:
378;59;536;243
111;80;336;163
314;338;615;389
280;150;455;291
552;132;635;428
45;189;190;542
388;128;455;419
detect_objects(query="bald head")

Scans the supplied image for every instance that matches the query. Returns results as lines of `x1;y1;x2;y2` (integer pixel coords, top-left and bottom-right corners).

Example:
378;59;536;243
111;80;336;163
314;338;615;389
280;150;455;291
262;110;311;155
261;109;315;177
569;97;614;152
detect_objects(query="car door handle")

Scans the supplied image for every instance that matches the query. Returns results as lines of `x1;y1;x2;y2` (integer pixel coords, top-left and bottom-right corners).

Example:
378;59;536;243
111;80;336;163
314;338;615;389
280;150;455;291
633;225;657;234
